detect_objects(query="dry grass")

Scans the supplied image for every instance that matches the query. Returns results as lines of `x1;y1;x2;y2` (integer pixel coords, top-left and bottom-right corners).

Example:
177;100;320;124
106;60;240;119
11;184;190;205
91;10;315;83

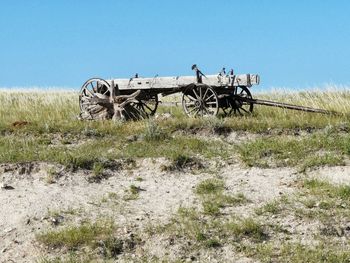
1;88;350;171
0;90;78;124
1;88;350;134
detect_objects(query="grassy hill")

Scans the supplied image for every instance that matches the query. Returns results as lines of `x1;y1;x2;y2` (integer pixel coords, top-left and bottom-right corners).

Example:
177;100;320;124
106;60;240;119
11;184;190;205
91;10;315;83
1;90;350;262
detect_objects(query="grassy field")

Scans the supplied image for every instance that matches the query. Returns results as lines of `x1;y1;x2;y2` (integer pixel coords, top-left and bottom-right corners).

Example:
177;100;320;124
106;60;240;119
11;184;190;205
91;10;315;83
2;89;350;132
1;89;350;170
2;89;350;262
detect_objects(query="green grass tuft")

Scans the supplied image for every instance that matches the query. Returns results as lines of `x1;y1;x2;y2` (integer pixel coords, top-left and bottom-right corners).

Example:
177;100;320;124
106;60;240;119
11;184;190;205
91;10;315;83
227;218;266;241
143;120;169;142
238;133;350;169
196;179;224;195
37;221;114;250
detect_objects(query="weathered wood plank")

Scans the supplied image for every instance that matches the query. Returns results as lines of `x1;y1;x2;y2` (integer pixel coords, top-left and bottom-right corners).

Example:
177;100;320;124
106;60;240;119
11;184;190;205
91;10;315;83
105;74;259;91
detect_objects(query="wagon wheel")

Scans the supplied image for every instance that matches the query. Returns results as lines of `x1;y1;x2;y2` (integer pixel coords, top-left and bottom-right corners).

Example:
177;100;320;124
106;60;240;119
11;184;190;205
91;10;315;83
79;78;111;109
79;78;111;119
182;84;219;117
130;94;159;117
228;86;254;116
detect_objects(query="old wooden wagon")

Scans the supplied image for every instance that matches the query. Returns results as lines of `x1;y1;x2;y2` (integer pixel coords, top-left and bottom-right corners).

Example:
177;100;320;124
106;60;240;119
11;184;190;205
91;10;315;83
79;65;335;121
79;65;261;120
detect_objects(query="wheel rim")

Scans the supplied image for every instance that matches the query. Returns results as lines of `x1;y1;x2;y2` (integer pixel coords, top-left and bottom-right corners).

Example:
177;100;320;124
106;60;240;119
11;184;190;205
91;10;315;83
229;86;254;116
182;84;219;117
79;78;111;111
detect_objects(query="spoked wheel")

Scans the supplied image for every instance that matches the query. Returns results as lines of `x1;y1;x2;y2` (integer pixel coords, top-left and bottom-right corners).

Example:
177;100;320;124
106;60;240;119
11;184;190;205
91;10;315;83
79;78;111;120
228;86;254;116
131;94;159;117
182;84;219;117
79;78;111;109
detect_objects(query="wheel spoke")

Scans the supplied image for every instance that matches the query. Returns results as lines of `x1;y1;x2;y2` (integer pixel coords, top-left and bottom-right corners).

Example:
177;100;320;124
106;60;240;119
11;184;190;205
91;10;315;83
193;89;200;100
203;88;209;100
81;101;93;106
193;108;200;116
143;103;153;112
205;93;215;102
103;88;109;95
188;106;199;113
90;82;96;92
240;107;249;113
96;81;100;92
84;87;94;97
80;96;91;102
141;104;147;114
185;94;197;102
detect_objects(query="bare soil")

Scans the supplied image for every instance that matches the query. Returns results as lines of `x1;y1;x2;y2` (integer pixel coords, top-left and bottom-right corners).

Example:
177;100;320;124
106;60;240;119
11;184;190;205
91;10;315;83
1;156;349;262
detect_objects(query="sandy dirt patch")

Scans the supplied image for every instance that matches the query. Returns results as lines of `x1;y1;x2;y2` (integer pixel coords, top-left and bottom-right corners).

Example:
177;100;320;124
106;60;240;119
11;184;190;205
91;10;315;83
1;159;339;262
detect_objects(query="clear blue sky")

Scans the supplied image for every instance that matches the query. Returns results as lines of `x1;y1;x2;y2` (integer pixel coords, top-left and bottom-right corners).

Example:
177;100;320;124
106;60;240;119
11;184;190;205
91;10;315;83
0;0;349;89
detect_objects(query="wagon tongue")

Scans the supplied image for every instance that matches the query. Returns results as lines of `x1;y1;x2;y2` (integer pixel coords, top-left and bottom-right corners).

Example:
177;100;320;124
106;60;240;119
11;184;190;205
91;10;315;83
239;97;339;115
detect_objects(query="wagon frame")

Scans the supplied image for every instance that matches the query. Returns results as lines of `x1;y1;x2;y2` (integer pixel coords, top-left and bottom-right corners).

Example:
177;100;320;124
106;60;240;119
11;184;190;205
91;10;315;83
79;64;337;121
79;65;261;120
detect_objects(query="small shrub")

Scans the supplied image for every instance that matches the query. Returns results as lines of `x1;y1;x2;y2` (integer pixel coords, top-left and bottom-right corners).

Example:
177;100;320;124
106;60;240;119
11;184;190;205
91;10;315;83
195;232;206;241
299;154;344;172
301;198;316;209
37;221;114;250
98;236;123;258
143;121;168;142
205;239;221;248
255;200;281;215
163;154;203;171
129;185;139;195
206;117;232;135
223;193;249;206
45;167;57;184
82;128;101;137
86;162;107;183
196;179;224;195
227;218;266;241
122;158;136;170
108;192;118;199
338;185;350;199
319;201;332;210
303;179;350;201
93;162;104;176
303;179;328;190
202;200;221;216
123;185;141;201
